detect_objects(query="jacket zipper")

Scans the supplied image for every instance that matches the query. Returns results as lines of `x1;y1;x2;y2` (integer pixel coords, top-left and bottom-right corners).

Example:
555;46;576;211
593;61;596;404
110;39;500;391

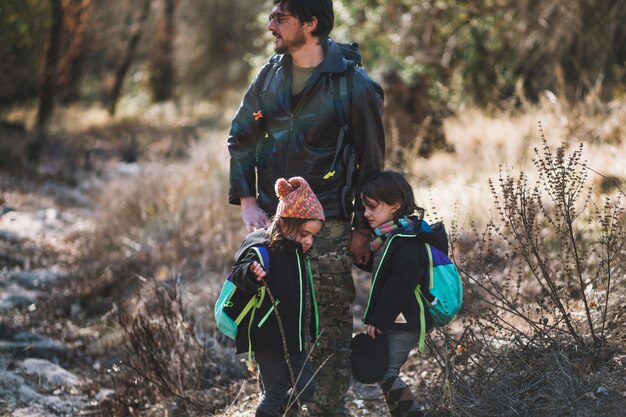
284;113;295;177
283;68;320;177
307;257;319;340
296;251;304;350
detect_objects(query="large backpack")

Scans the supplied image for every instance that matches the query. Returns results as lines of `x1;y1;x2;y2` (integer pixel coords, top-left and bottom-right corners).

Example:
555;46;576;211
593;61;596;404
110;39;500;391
414;224;463;352
257;41;361;218
214;246;270;341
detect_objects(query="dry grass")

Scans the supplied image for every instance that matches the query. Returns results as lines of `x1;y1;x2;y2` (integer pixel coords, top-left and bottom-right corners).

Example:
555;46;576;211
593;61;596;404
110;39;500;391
75;126;247;301
407;97;626;229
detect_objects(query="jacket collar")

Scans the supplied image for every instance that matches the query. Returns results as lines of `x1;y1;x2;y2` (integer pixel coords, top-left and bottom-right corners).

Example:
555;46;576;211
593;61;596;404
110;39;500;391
271;38;347;74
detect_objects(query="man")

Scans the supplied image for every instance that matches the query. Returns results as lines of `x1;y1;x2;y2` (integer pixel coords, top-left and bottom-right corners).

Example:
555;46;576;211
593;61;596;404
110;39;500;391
227;1;384;415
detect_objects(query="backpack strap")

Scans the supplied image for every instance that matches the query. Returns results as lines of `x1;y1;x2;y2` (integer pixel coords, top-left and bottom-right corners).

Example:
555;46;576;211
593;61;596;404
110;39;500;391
413;242;435;353
244;245;271;368
259;63;279;99
257;62;280;127
414;285;427;353
234;245;270;326
333;60;352;128
323;61;355;180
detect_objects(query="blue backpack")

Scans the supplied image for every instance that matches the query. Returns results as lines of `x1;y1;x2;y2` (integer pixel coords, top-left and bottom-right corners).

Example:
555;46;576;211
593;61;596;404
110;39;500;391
214;246;270;341
414;239;462;352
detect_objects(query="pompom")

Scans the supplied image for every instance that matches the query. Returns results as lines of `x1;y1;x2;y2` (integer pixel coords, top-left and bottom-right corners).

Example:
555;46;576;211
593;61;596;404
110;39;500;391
275;178;293;199
288;176;303;190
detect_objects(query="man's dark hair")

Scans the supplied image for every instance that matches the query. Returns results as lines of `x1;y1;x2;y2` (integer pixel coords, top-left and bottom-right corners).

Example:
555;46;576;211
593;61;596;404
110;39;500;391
274;0;334;40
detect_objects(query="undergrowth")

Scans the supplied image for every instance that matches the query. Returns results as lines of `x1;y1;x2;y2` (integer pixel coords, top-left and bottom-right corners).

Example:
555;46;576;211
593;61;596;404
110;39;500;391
431;129;626;416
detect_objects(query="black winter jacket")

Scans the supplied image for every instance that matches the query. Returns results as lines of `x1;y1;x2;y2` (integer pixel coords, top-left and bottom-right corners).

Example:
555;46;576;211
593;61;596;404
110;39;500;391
362;222;449;332
228;229;318;354
228;38;385;228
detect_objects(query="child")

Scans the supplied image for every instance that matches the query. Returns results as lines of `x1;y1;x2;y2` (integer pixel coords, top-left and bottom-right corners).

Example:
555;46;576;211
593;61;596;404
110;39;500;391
359;171;449;417
228;176;324;417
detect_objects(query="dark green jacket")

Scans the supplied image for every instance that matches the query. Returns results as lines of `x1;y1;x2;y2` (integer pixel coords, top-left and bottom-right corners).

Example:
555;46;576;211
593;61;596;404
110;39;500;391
362;222;449;332
228;229;318;354
228;38;385;228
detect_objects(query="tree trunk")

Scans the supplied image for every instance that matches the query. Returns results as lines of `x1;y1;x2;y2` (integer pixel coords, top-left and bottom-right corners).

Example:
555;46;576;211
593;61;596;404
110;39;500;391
107;0;152;116
30;0;64;162
149;0;176;102
57;0;92;104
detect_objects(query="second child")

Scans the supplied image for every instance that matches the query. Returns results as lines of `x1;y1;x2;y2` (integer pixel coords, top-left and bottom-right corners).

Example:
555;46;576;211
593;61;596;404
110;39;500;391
228;177;324;417
359;171;449;417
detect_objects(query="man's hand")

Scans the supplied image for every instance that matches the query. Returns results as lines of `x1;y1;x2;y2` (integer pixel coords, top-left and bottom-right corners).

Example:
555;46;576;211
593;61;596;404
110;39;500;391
349;229;372;266
249;261;267;282
241;196;269;233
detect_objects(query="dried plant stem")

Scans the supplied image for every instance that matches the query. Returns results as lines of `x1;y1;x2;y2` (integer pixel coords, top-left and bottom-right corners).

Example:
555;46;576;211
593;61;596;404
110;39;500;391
220;381;248;417
260;276;303;412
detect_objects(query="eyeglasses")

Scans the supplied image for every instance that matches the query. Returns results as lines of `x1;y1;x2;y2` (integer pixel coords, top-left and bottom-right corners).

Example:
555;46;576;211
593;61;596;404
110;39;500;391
268;12;294;24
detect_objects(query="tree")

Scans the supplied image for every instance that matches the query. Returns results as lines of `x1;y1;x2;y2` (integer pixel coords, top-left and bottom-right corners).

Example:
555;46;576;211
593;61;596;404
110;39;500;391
30;0;64;161
107;0;152;116
57;0;92;104
0;0;49;110
149;0;177;101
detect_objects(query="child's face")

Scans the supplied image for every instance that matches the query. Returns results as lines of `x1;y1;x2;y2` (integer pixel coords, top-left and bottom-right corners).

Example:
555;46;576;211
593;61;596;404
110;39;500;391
362;195;401;229
280;219;324;253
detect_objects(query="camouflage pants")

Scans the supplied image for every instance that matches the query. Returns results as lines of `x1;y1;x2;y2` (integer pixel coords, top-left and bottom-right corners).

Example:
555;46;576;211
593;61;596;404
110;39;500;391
308;220;355;417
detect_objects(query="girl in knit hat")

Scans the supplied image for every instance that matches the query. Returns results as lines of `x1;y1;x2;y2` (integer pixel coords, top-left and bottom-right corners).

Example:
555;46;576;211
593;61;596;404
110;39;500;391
227;176;324;417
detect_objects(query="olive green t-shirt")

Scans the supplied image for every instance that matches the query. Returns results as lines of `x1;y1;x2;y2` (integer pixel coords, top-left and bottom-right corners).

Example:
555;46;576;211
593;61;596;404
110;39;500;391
291;64;316;96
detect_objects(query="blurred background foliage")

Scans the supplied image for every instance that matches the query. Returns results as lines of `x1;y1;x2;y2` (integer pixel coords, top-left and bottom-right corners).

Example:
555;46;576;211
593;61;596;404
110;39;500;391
0;0;624;140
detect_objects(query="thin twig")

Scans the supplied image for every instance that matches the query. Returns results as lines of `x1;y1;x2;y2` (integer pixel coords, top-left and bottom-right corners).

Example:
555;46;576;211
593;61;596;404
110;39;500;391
260;277;303;412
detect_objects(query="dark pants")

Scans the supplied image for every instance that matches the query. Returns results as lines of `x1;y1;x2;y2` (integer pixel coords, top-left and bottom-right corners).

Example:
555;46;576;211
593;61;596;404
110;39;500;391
255;350;316;415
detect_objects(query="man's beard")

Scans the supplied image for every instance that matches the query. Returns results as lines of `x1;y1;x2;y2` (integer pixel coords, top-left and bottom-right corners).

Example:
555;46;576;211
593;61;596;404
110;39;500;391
274;27;306;54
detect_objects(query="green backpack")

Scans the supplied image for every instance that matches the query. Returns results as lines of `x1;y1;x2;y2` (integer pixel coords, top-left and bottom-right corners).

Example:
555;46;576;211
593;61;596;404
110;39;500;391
214;246;270;341
414;239;463;352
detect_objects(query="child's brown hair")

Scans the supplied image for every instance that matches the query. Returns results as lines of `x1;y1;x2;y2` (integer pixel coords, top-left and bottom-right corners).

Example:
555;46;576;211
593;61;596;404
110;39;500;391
361;171;424;220
266;216;311;250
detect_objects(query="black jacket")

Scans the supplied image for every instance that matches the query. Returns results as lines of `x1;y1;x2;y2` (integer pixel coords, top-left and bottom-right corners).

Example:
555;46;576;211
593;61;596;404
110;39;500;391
362;222;449;332
228;229;318;354
228;38;385;228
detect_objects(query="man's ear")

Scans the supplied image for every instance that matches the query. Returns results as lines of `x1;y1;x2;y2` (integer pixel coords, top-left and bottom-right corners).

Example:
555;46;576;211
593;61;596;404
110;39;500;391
304;16;318;34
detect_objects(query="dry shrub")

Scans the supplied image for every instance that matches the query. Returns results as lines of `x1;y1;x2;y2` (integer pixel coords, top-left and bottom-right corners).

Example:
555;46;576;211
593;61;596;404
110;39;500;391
109;275;246;415
76;137;246;301
441;344;609;417
423;131;626;416
481;131;623;348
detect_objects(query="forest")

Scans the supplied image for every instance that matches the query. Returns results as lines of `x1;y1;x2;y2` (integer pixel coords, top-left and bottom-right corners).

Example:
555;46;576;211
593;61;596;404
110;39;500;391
0;0;625;416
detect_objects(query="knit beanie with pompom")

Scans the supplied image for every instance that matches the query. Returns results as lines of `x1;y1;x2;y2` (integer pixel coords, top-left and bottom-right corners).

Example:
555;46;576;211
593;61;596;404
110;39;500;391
275;177;325;221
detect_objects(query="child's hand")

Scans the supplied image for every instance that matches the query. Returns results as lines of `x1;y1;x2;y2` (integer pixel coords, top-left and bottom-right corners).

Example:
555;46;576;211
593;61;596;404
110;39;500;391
249;261;267;282
367;325;382;340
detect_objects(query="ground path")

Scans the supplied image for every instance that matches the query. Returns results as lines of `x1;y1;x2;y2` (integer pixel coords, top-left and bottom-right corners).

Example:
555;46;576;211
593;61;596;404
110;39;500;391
0;168;395;416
